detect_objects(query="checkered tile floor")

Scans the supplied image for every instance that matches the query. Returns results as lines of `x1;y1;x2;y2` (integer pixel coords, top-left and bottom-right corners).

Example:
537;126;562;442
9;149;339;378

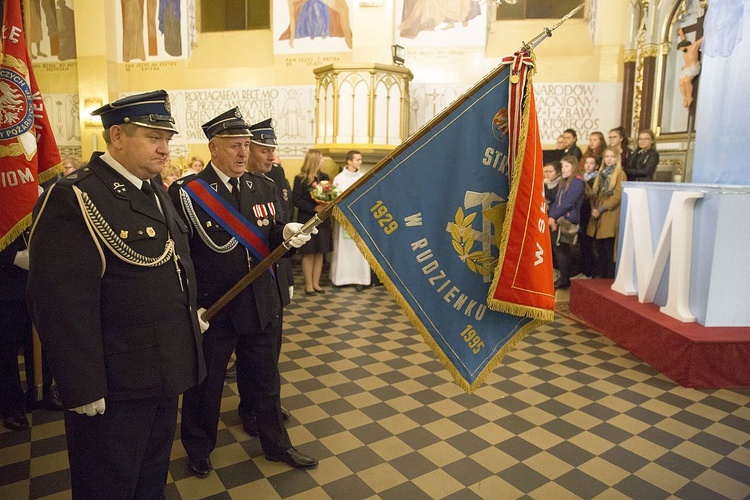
2;267;750;499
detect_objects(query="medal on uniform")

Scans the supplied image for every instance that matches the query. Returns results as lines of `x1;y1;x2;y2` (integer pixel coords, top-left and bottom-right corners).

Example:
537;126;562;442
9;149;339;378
146;227;156;237
263;219;269;226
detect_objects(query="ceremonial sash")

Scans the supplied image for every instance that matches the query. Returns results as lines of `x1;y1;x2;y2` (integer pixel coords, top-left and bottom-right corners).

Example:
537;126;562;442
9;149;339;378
183;178;274;274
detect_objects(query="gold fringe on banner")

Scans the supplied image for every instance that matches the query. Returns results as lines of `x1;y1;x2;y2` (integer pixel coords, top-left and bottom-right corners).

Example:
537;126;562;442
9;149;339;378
333;206;544;393
487;54;554;322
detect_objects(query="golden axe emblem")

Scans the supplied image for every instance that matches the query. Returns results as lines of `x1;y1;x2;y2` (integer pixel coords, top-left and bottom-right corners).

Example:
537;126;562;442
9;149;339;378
448;191;506;282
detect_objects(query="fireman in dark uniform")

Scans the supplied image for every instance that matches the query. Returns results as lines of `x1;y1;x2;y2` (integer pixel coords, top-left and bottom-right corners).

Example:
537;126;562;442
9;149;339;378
169;108;317;478
26;90;206;498
236;119;294;436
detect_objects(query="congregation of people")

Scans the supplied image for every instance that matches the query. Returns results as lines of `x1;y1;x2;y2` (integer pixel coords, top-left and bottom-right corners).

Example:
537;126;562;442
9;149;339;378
546;127;660;289
2;82;663;497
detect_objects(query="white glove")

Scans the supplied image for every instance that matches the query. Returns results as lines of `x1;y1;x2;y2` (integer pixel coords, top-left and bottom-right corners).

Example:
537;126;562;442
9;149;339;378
197;308;210;334
70;398;106;416
289;286;294;300
13;250;29;270
283;223;318;248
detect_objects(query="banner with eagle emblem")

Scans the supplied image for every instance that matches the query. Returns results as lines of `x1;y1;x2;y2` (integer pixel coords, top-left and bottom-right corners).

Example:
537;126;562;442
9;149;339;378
334;52;554;392
1;0;62;251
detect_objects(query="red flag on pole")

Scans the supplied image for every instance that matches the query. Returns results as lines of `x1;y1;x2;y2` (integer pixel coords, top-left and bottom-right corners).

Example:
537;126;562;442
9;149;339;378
1;0;62;251
487;53;556;317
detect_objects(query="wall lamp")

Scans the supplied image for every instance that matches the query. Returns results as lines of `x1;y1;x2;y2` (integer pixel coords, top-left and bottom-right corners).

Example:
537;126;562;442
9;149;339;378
391;44;405;66
83;97;103;127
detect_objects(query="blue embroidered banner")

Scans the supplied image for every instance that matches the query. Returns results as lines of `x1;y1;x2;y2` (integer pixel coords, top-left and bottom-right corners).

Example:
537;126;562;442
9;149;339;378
334;59;553;392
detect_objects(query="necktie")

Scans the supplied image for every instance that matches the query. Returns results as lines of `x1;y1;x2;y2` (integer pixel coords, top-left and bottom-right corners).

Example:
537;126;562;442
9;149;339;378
229;177;241;207
141;180;157;206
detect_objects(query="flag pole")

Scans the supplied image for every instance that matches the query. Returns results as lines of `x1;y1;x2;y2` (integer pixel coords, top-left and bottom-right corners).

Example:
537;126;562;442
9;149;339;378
201;5;584;322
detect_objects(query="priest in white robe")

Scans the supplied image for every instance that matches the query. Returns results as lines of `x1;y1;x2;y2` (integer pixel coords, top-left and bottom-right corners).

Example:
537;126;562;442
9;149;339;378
330;151;371;290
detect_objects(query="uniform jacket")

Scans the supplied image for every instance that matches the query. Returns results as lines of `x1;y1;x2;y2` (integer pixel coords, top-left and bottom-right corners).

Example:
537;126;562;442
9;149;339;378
169;164;288;329
586;167;627;240
264;164;294;306
26;154;205;409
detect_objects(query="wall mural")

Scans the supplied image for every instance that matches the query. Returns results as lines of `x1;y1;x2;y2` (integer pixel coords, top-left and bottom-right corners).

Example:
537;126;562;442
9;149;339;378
408;82;623;147
394;0;487;49
273;0;353;54
40;92;82;159
115;0;194;62
166;86;317;156
25;0;77;62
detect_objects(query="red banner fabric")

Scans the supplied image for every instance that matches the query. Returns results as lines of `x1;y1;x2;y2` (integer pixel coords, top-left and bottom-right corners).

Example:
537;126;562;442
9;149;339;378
487;55;555;319
1;0;62;251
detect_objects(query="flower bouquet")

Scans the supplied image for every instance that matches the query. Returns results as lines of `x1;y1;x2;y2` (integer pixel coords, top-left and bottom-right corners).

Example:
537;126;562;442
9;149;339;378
310;180;339;204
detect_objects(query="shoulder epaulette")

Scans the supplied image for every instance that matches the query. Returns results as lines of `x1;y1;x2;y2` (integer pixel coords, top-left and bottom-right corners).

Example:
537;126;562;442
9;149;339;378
55;166;93;187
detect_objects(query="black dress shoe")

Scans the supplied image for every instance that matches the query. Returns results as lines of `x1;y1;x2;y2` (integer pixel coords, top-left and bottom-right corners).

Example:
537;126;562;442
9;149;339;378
265;448;318;469
225;362;237;379
242;415;258;436
305;290;316;296
313;288;326;295
281;406;291;420
44;387;64;411
188;458;212;478
355;285;365;292
3;413;29;431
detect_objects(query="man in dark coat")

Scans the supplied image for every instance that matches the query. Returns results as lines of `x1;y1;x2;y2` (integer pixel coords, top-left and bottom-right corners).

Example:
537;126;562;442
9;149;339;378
236;119;295;436
169;109;317;478
26;90;206;498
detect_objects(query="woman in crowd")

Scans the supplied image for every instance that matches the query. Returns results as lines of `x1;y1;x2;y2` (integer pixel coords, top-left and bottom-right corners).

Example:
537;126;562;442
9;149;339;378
608;126;631;167
579;131;605;169
543;161;562;211
293;150;333;295
587;147;627;279
549;156;585;289
625;129;660;181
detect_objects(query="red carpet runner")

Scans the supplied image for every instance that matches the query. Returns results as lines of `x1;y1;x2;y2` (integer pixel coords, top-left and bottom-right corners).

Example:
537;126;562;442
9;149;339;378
569;279;750;388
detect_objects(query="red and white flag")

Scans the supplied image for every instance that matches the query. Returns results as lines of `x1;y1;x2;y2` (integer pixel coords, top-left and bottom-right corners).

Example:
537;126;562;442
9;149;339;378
487;52;555;317
1;0;62;251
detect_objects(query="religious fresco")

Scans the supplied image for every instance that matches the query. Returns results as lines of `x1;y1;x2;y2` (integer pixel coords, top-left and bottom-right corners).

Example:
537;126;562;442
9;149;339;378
165;86;317;156
114;0;194;62
39;92;82;158
273;0;353;54
407;82;622;147
25;0;77;62
394;0;487;49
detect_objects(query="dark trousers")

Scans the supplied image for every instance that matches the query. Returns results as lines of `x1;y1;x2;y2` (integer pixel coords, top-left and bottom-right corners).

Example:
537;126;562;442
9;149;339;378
0;300;27;416
554;240;573;285
64;395;178;499
237;309;285;419
594;237;616;278
578;229;595;278
182;313;289;461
